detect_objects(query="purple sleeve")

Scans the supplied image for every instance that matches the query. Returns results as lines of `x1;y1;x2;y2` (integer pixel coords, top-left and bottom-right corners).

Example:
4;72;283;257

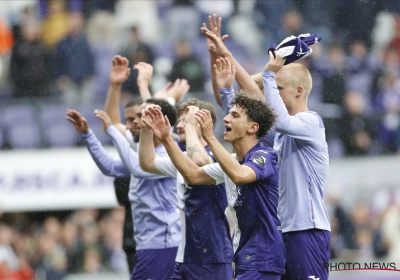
242;150;275;181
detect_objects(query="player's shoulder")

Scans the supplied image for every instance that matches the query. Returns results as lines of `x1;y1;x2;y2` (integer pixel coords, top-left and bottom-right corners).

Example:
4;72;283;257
248;146;277;164
296;111;325;128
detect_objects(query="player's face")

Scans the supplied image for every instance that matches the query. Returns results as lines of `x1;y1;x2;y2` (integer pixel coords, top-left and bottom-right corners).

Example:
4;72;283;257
125;105;141;140
176;111;187;144
276;70;297;111
223;105;251;143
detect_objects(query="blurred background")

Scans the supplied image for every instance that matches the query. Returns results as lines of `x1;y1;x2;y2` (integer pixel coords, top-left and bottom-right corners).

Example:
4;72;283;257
1;0;400;279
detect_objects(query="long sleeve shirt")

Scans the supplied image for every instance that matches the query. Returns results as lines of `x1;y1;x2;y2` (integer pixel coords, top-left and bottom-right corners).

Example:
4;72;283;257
81;128;181;250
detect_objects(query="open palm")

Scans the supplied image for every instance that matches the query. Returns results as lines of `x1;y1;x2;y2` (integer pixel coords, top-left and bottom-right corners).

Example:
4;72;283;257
110;55;131;85
214;58;236;88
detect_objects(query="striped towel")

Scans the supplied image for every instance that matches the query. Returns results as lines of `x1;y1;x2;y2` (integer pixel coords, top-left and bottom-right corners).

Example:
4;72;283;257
268;33;322;65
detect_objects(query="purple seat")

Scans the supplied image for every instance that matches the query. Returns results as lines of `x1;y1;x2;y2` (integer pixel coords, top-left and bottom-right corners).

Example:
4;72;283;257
8;124;41;149
43;122;78;147
41;104;70;125
152;42;175;60
92;45;114;102
76;104;104;124
1;105;36;128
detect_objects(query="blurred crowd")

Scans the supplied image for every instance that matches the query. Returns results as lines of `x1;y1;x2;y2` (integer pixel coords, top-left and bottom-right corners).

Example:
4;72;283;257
0;208;126;280
0;0;399;156
328;187;400;266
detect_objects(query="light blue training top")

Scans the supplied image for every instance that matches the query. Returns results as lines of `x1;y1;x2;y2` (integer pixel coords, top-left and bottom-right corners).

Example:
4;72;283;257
81;127;181;250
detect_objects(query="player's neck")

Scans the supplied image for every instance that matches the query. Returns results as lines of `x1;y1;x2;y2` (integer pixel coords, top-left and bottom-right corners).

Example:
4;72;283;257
288;104;308;115
232;137;258;161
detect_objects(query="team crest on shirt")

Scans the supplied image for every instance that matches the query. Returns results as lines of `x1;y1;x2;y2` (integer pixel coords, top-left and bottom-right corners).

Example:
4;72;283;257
253;154;266;167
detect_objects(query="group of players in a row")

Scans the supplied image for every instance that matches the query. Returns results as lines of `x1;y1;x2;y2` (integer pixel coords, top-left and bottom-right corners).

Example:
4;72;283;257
66;15;330;280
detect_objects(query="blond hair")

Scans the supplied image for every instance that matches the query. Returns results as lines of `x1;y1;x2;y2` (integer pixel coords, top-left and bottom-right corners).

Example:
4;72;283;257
281;63;312;97
251;73;263;91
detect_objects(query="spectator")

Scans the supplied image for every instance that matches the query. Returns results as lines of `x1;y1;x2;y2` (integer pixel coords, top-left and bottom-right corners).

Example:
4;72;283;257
346;39;379;112
339;91;377;156
169;40;205;92
10;20;50;98
54;11;95;107
320;44;347;105
120;26;154;97
40;0;69;49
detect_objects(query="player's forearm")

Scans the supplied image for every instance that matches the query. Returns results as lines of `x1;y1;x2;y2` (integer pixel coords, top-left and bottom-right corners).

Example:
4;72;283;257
224;52;264;100
138;128;157;173
81;129;129;178
138;83;152;102
262;70;291;130
210;52;223;107
204;136;249;185
185;125;212;166
105;83;123;124
107;125;158;178
162;136;204;183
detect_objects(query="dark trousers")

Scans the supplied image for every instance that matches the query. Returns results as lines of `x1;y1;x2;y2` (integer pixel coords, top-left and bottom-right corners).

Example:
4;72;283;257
114;177;136;273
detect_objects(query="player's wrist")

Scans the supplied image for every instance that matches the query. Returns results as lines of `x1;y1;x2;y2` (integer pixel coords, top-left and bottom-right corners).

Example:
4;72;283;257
110;81;123;88
138;81;150;88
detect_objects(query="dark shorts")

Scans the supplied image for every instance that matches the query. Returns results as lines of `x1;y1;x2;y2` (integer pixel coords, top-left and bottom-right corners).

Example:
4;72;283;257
130;247;178;280
170;262;233;280
281;229;330;280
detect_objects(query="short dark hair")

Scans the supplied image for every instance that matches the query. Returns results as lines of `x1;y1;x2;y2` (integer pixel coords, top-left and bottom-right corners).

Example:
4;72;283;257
231;90;276;138
146;98;178;126
177;98;218;127
125;97;142;108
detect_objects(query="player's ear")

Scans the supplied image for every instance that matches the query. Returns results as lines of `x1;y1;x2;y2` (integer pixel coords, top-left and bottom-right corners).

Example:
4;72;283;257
248;122;259;135
296;86;304;98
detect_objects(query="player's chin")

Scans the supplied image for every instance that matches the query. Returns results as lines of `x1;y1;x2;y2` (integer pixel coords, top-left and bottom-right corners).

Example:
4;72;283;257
223;132;231;142
131;128;141;136
178;135;186;145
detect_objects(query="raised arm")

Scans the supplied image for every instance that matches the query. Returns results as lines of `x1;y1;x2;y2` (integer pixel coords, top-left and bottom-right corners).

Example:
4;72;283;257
153;79;190;105
203;14;228;107
104;55;131;136
143;107;215;185
138;105;168;175
214;57;236;114
184;106;213;166
66;110;130;178
201;24;264;101
263;51;321;142
95;110;167;179
134;62;153;102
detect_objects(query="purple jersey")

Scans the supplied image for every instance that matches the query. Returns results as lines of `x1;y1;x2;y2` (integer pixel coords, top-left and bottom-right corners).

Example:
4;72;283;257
154;146;233;265
234;143;286;275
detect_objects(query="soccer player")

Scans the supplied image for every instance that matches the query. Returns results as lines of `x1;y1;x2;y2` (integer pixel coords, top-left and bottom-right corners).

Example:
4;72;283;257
101;55;189;273
138;99;233;279
143;90;286;279
66;99;181;280
261;52;330;280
